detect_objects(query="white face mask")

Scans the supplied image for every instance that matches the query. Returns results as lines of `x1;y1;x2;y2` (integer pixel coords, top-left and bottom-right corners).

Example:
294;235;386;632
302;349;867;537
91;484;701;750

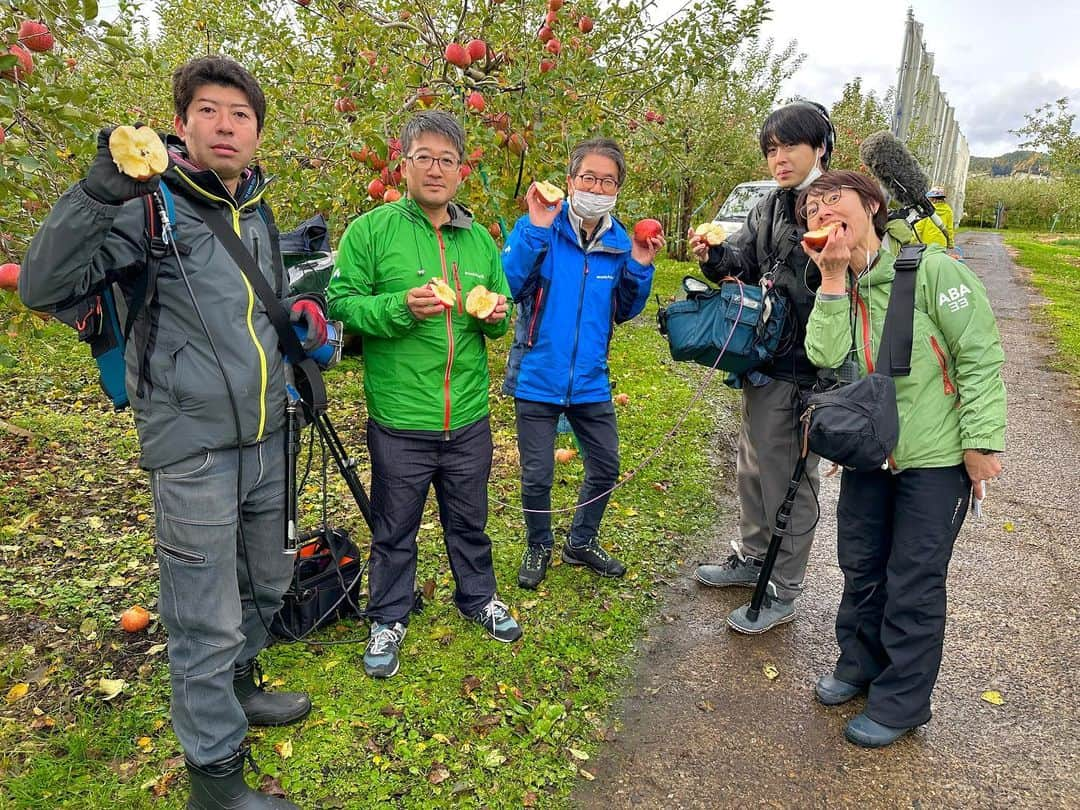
796;164;823;191
570;190;618;220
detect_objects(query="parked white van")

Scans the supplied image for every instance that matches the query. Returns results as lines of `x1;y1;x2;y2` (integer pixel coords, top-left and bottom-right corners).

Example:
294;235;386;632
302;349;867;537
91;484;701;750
711;180;778;239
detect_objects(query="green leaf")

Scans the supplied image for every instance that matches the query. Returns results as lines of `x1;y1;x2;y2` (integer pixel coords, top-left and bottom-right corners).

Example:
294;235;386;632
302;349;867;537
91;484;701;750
83;0;101;21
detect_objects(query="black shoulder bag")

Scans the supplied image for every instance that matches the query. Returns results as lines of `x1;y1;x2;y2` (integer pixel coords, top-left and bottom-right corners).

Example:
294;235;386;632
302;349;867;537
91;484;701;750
800;244;925;471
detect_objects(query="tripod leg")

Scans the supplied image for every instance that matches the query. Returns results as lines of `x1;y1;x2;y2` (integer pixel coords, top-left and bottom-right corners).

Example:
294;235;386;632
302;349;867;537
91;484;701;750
745;455;807;622
284;402;300;553
308;407;374;532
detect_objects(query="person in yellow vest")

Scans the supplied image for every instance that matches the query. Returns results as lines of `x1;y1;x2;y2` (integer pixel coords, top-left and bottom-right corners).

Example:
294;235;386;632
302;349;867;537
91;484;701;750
915;186;955;248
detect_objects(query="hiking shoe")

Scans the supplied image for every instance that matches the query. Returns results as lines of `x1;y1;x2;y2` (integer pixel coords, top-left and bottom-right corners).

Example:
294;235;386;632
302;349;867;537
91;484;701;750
844;712;916;748
363;621;406;678
465;598;522;643
726;583;796;634
815;673;864;706
694;540;762;588
561;541;626;578
517;545;552;589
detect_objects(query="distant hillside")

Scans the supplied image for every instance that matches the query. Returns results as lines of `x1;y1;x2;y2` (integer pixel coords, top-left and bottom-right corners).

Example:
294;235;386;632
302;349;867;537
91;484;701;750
968;150;1050;177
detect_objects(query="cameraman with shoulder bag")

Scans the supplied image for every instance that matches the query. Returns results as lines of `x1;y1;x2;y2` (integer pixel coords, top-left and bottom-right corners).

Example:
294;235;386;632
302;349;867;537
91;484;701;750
799;170;1005;748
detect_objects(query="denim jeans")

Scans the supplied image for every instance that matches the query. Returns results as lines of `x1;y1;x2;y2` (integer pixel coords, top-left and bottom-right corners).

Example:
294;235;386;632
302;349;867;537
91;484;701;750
514;399;620;549
150;432;293;766
365;417;498;625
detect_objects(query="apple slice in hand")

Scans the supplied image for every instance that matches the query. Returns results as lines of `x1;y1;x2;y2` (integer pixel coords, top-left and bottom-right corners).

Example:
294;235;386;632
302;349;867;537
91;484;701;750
802;222;841;251
109;125;168;181
430;278;457;309
533;180;564;206
465;285;499;319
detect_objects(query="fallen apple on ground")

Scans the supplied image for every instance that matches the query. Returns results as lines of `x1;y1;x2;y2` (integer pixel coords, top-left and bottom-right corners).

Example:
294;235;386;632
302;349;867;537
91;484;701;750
534;180;564;205
801;222;842;251
0;262;19;291
465;285;499;319
633;219;663;246
614;393;630;406
120;605;150;633
554;447;577;463
109;126;168;181
694;221;726;246
430;278;457;309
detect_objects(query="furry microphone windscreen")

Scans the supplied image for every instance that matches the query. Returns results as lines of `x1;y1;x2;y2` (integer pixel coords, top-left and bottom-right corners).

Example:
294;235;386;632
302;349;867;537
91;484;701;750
859;130;931;209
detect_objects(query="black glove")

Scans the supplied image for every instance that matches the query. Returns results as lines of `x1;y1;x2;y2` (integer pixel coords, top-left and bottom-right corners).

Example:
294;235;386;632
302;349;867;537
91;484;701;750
82;126;161;205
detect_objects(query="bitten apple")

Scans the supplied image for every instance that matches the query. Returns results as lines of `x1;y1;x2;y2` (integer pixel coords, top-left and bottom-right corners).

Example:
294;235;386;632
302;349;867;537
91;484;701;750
801;222;841;251
465;285;499;319
109;126;168;181
430;278;457;309
694;222;726;246
533;180;564;205
633;219;663;246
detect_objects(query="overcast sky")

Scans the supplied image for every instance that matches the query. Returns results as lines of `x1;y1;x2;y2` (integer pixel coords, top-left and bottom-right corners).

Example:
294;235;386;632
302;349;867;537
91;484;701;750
736;0;1080;156
99;0;1078;157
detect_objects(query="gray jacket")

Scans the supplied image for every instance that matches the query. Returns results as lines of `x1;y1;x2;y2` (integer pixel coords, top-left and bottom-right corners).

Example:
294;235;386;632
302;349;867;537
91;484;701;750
20;149;289;470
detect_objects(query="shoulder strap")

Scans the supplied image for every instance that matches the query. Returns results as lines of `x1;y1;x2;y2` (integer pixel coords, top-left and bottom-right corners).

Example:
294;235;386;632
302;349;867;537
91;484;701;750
200;206;327;411
875;243;926;377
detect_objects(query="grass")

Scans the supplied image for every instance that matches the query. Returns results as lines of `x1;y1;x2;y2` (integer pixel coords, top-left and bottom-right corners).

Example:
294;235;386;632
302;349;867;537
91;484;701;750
999;230;1080;380
0;257;737;809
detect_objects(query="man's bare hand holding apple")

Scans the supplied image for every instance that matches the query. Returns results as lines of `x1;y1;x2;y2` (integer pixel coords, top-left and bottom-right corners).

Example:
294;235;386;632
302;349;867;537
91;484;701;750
526;181;563;228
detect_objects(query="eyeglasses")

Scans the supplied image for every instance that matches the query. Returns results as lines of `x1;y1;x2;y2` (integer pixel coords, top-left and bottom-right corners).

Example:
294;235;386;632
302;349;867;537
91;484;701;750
406;154;461;172
800;186;854;220
573;174;620;194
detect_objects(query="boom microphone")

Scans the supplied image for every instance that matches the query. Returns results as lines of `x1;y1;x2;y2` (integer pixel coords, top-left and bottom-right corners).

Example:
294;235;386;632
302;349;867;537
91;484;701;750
859;130;950;243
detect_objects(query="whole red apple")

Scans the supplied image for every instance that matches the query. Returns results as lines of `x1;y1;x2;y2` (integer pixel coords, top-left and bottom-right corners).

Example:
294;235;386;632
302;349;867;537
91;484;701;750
1;45;34;82
466;91;485;112
633;219;663;246
383;188;402;203
466;39;487;63
444;43;471;69
488;222;502;240
548;0;564;10
545;38;562;55
539;59;556;73
18;21;54;53
297;0;311;6
538;26;554;43
367;178;386;199
417;86;436;107
460;164;473;180
0;125;5;144
545;10;558;25
508;133;527;156
0;262;20;291
578;16;594;33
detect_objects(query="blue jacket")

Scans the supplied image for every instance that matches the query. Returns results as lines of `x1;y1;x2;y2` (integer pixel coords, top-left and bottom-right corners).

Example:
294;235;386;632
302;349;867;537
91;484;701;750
501;208;654;404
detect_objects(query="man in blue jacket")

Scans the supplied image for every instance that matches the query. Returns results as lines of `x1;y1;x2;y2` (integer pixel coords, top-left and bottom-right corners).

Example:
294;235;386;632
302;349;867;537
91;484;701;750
502;138;662;589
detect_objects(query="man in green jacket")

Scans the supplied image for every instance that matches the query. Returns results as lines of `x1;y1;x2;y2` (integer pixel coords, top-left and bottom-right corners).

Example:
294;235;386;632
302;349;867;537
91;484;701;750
328;111;520;679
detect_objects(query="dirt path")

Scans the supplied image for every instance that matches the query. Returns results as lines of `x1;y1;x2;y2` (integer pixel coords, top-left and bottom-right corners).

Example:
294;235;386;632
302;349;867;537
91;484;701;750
573;232;1080;809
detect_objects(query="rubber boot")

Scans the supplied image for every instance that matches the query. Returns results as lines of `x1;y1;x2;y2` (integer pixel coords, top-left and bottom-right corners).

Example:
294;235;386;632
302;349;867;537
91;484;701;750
233;660;312;727
186;747;299;809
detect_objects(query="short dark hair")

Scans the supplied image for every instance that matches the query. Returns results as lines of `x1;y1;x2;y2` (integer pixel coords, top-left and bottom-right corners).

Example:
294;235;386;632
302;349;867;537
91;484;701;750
401;111;466;161
569;138;626;186
173;56;267;133
796;170;888;236
759;101;835;169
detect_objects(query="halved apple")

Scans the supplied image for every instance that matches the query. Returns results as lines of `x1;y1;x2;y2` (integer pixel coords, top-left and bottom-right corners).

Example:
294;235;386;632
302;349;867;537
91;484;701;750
430;278;457;308
694;221;726;246
109;125;168;181
801;222;841;251
534;180;564;206
465;284;499;319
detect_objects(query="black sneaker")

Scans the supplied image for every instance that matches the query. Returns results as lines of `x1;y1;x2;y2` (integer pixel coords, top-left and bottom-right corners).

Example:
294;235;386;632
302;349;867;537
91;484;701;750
517;545;552;589
561;541;626;578
464;598;523;643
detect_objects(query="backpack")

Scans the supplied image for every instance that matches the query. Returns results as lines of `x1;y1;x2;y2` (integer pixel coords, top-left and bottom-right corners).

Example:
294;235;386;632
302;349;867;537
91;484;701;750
61;184;280;410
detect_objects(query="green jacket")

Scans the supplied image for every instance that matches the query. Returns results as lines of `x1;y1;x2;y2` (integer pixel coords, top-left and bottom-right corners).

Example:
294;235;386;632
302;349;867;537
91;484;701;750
327;197;511;432
804;245;1006;470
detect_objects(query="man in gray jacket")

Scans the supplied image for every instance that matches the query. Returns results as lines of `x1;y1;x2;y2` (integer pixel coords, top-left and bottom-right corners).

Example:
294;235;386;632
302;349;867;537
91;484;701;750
20;56;321;810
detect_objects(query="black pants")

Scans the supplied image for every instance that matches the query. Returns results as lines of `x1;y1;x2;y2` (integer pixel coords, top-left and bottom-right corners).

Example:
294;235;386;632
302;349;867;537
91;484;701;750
365;417;497;625
834;464;970;727
515;399;619;549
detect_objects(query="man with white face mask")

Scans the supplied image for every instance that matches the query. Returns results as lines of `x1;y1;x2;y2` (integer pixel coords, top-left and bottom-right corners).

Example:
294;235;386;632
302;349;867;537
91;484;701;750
502;137;663;589
689;101;836;634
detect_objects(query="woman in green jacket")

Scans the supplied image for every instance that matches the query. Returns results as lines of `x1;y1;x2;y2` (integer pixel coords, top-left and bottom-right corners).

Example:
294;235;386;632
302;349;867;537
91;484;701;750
798;171;1006;748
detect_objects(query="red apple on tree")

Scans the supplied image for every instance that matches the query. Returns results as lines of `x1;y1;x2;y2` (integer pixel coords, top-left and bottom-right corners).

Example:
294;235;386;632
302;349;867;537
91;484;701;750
545;10;558;25
1;45;34;82
466;91;485;112
578;16;594;33
466;39;488;63
538;26;554;43
367;178;386;199
545;38;562;55
18;20;54;53
540;59;556;73
383;188;402;203
0;125;5;145
444;43;471;69
417;86;436;107
548;0;564;10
